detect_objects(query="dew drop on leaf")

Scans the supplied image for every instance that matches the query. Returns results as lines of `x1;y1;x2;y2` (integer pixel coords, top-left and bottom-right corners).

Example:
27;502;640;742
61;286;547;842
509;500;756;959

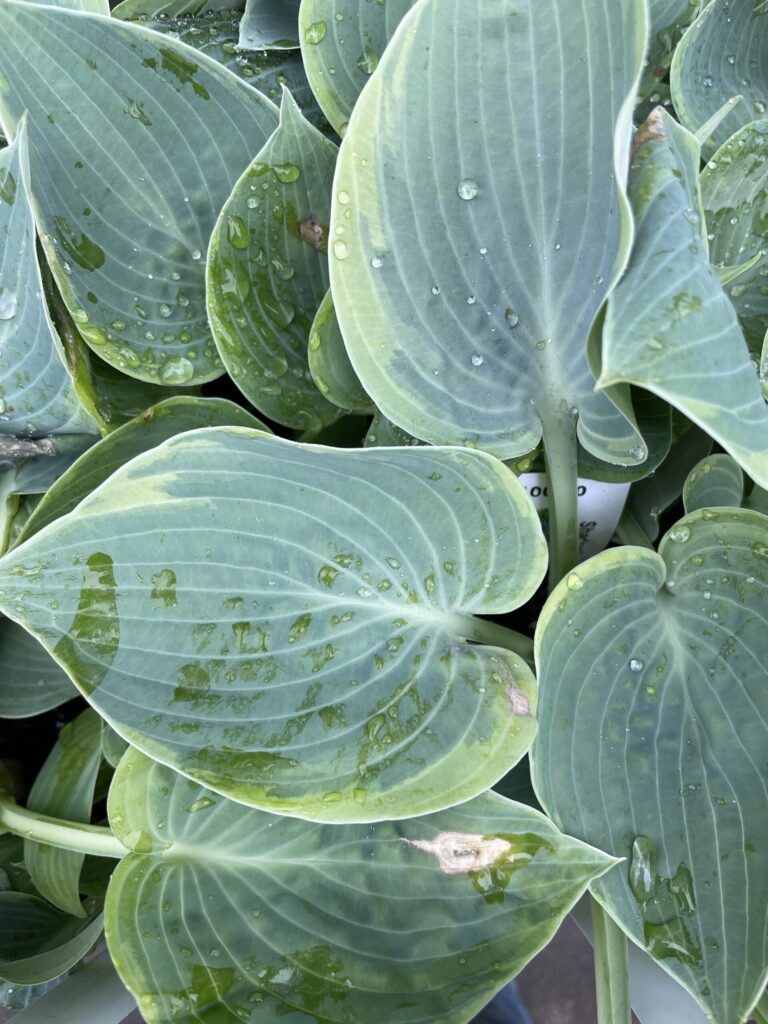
457;178;479;200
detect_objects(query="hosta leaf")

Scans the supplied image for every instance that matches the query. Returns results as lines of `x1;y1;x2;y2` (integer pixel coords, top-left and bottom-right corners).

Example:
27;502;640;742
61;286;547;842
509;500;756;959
207;91;340;429
102;726;130;770
0;618;76;718
0;893;103;985
640;0;700;102
599;108;768;489
299;0;415;135
0;429;546;822
136;10;328;131
531;508;768;1023
0;118;98;438
17;396;267;543
364;410;422;448
330;0;649;466
671;0;768;158
88;357;200;431
701;120;768;355
106;748;615;1024
683;453;744;512
25;710;103;918
112;0;244;26
576;390;673;485
0;1;278;385
238;0;300;49
308;289;371;411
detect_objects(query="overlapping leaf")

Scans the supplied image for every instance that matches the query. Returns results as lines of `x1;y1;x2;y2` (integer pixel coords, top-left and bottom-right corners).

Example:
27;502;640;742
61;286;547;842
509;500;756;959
0;429;547;822
207;91;340;429
18;396;267;542
671;0;768;157
105;748;615;1024
239;0;300;49
308;289;371;411
0;119;98;438
0;618;76;718
599;108;768;488
330;0;649;465
683;454;744;512
25;710;103;917
299;0;416;135
112;0;242;18
640;0;701;102
701;120;768;355
0;0;278;385
531;508;768;1023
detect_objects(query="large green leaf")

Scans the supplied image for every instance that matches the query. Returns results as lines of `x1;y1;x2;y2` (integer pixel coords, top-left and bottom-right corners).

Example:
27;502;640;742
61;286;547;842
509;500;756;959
112;0;243;19
330;0;649;466
599;108;768;489
238;0;300;49
671;0;768;158
701;120;768;355
531;507;768;1023
0;0;278;385
17;396;267;543
0;118;98;438
207;91;340;429
0;893;103;985
0;618;76;718
308;289;371;412
0;429;546;822
25;710;104;918
106;748;615;1024
298;0;416;135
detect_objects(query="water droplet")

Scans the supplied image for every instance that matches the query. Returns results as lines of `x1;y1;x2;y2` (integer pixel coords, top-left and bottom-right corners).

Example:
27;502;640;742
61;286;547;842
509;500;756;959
0;289;17;320
158;302;173;318
726;53;736;64
630;446;647;460
457;178;479;201
670;524;691;543
431;285;440;295
370;254;384;269
467;295;476;305
226;214;248;249
191;248;202;261
702;74;714;88
333;239;349;260
160;355;194;385
504;308;520;328
566;573;584;591
357;47;379;75
629;658;644;672
471;353;484;366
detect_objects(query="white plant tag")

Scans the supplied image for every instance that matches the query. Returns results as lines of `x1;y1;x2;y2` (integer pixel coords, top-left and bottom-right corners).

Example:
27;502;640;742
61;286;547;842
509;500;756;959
518;474;630;560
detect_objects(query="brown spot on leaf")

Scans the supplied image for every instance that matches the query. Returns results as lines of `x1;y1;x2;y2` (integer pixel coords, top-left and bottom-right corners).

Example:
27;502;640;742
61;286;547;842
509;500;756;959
298;216;326;252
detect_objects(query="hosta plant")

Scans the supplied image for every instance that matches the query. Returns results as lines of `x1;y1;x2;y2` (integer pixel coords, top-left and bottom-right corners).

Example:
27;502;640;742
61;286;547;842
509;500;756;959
0;0;766;1023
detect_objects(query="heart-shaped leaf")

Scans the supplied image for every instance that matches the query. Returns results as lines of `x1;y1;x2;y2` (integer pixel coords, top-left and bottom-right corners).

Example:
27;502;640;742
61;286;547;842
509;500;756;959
0;429;547;821
0;618;76;718
0;118;98;438
531;507;768;1023
701;120;768;355
599;108;768;489
671;0;768;158
239;0;300;49
25;710;104;918
0;0;278;385
330;0;648;467
299;0;416;135
17;396;267;543
683;453;744;512
207;91;340;429
105;747;615;1024
308;289;371;411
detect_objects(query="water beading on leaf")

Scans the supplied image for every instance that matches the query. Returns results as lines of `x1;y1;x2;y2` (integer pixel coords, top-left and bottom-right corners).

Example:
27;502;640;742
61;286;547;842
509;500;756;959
0;429;547;822
599;107;768;489
532;508;768;1023
104;748;615;1024
0;117;99;438
207;90;341;429
0;0;278;385
330;0;649;466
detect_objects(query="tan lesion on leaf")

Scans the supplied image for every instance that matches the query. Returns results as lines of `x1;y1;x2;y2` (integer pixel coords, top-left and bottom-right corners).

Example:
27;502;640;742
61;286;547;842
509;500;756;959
632;107;666;160
404;832;513;875
298;215;326;251
506;684;531;716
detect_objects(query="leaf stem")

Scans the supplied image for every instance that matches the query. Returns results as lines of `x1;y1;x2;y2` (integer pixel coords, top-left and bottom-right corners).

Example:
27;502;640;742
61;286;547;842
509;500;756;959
456;616;534;664
541;411;580;591
0;792;126;859
591;896;631;1024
